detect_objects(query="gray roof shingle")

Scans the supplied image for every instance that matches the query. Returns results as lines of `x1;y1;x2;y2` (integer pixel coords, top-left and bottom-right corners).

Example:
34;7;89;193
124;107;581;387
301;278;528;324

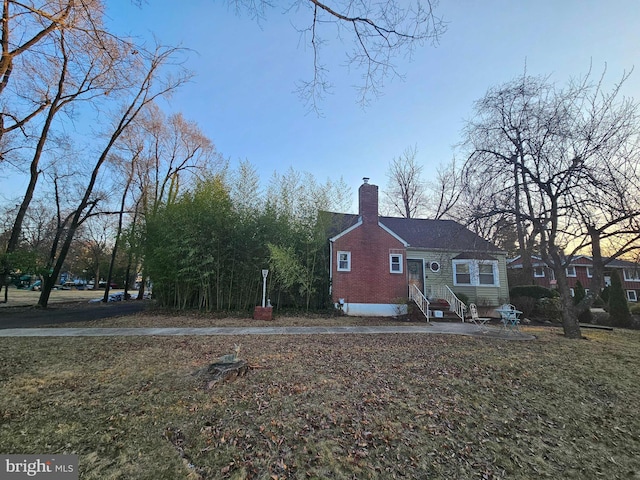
324;212;502;253
379;216;501;252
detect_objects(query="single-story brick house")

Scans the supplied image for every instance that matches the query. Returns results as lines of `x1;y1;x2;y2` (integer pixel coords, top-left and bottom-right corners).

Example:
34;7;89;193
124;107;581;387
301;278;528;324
507;254;640;302
325;179;510;316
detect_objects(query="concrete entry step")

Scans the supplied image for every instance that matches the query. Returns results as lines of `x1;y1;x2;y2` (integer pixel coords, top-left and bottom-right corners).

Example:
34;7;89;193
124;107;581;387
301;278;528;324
429;301;462;321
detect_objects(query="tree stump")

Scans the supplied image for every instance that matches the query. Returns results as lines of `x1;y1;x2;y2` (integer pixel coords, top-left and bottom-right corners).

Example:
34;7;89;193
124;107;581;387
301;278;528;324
195;360;250;390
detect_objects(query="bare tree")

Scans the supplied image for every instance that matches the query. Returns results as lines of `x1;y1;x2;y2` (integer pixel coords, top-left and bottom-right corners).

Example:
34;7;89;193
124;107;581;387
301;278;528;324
102;105;221;302
117;104;222;300
227;0;446;111
1;0;145;302
139;106;220;215
102;144;142;301
462;69;640;339
0;0;76;142
461;74;555;283
428;158;463;220
5;23;139;255
79;216;113;289
551;72;640;303
37;44;192;307
382;145;427;218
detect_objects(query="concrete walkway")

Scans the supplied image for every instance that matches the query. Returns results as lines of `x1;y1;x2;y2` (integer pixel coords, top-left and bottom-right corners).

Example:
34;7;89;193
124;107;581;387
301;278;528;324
0;323;536;340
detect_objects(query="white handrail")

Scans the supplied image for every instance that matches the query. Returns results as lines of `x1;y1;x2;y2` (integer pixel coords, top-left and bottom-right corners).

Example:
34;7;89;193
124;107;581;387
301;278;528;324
409;284;430;322
427;284;467;321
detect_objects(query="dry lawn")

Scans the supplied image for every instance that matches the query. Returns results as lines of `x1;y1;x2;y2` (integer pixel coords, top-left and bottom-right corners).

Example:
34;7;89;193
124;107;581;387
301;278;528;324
1;323;639;479
49;310;431;328
0;287;110;307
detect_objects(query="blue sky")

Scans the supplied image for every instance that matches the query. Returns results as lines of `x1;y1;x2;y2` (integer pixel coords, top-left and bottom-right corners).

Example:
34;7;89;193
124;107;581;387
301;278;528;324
5;1;640;213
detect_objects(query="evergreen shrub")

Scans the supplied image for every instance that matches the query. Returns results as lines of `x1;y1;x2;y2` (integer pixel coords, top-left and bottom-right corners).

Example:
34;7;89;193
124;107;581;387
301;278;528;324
509;285;554;300
534;297;563;323
511;296;536;318
600;286;610;305
573;280;593;323
608;270;632;328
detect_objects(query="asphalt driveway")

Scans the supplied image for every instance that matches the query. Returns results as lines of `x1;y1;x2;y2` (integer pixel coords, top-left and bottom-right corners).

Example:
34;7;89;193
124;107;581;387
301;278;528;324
0;301;148;329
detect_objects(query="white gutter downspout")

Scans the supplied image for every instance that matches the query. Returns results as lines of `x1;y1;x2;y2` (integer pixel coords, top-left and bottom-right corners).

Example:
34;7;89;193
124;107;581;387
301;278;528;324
329;239;334;296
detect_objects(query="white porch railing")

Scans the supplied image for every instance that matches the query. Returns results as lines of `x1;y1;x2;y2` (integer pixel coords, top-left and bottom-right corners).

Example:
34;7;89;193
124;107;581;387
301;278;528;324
426;284;467;321
409;283;430;322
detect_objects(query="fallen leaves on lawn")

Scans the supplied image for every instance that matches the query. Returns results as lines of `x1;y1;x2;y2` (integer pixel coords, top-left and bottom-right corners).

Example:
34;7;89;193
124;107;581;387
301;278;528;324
1;328;639;479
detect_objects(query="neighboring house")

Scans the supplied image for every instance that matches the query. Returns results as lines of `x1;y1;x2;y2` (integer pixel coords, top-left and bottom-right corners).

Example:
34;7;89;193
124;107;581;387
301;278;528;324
325;179;509;316
507;255;640;302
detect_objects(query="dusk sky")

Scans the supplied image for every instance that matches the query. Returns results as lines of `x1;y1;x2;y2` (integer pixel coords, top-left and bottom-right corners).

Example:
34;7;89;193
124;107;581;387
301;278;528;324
5;1;640;212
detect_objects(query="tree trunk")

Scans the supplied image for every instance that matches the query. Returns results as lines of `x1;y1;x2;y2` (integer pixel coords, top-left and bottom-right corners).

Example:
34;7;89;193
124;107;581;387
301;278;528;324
587;227;605;300
102;241;118;302
560;293;582;338
554;265;582;339
512;154;534;284
104;173;132;302
136;274;146;300
38;272;56;307
6;42;69;254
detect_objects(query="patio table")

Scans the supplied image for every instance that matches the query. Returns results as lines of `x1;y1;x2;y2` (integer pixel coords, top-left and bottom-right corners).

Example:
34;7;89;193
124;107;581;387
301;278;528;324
496;305;523;334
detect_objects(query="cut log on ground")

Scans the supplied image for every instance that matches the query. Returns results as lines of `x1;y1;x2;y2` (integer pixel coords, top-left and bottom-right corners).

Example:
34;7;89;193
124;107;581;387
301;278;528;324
194;360;251;390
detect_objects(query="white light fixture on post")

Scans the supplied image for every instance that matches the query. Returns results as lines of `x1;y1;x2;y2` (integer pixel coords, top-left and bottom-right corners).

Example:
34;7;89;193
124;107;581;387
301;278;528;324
261;269;269;308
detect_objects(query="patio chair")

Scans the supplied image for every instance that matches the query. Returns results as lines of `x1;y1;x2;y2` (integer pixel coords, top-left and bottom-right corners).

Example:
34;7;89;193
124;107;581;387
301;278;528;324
468;303;490;331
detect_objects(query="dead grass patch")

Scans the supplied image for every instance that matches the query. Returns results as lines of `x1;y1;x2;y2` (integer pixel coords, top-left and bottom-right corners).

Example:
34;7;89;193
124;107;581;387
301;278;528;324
1;327;639;479
48;309;426;328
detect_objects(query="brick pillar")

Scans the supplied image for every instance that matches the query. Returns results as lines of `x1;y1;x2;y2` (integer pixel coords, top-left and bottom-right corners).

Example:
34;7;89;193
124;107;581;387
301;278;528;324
253;306;273;320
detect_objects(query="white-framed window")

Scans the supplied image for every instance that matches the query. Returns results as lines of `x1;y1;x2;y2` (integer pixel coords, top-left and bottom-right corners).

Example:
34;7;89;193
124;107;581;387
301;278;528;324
390;253;403;274
627;290;638;302
566;266;576;277
623;268;640;282
430;261;441;273
478;263;496;285
586;267;593;278
337;251;351;272
533;266;545;278
570;288;575;297
453;260;499;287
454;262;471;285
585;289;590;296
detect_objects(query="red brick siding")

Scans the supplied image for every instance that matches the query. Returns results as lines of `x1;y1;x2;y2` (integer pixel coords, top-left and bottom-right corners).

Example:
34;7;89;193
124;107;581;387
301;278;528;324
332;221;407;304
359;182;378;223
253;306;273;320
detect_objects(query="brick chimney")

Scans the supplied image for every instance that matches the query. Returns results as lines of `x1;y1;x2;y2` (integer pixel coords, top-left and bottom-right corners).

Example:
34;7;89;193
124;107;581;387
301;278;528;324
359;177;378;224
